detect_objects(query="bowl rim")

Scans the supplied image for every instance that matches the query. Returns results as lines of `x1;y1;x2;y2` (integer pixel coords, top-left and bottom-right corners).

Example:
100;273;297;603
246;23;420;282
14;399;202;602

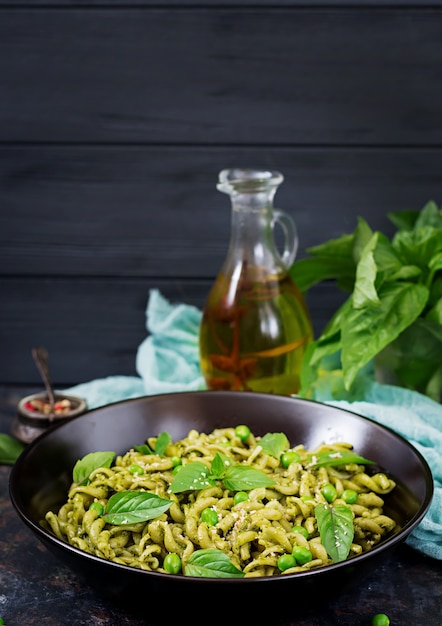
9;390;435;585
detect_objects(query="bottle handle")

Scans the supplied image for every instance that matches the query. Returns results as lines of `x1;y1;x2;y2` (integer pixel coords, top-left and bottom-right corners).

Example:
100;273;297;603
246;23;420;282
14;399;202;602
273;209;298;268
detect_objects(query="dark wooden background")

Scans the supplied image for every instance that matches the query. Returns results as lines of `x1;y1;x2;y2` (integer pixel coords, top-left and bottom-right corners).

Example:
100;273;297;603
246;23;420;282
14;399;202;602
2;1;442;389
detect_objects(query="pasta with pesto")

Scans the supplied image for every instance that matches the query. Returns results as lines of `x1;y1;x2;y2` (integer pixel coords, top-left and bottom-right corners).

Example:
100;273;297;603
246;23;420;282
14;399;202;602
44;426;400;577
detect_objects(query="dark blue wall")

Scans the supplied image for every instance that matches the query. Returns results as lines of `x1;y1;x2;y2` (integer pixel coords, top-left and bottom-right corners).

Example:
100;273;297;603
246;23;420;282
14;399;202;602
2;1;442;386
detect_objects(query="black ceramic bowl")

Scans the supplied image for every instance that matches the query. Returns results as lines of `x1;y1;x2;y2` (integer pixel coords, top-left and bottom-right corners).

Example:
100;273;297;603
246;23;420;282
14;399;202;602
9;391;433;623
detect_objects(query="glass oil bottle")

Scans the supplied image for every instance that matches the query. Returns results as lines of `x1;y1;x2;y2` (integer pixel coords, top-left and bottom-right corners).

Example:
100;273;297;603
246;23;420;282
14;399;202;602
199;168;313;395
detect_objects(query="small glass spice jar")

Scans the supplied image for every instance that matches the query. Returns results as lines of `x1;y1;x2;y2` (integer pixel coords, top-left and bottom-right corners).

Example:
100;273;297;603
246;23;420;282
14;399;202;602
11;391;87;444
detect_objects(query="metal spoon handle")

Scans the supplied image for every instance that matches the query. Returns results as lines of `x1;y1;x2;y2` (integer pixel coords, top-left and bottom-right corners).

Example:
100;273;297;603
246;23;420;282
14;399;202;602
32;346;55;411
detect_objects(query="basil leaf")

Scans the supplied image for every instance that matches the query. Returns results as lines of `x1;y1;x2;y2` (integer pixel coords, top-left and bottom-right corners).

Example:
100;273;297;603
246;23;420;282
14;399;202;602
388;209;420;231
210;452;230;479
341;281;429;389
429;251;442;276
0;433;25;464
315;503;354;563
299;309;345;396
103;491;172;525
222;465;275;491
429;278;442;311
305;334;339;370
133;432;171;457
290;256;355;293
426;365;442;401
309;450;374;468
390;265;423;282
259;432;289;458
154;431;171;457
414;200;442;229
133;443;153;455
299;341;323;396
308;300;352;368
184;549;245;578
299;300;354;397
349;217;374;268
170;461;215;493
73;451;115;485
307;232;355;260
373;233;404;276
393;225;442;269
290;233;356;293
376;317;442;400
427;295;442;325
352;233;380;309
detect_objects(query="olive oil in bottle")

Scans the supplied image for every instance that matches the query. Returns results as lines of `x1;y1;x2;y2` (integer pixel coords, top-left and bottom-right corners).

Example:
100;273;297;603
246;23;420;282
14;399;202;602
199;169;313;395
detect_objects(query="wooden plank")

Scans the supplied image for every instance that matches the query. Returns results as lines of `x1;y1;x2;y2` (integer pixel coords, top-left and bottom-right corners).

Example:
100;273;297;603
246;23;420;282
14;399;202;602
0;278;204;385
1;7;442;144
2;145;441;277
0;277;346;385
3;2;442;7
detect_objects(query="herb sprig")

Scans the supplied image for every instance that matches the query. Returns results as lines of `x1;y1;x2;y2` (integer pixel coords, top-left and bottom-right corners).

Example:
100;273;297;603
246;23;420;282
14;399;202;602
170;451;275;493
290;201;442;401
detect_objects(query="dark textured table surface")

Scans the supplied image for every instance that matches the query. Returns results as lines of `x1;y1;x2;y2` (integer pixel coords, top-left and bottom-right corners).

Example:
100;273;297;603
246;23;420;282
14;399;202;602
1;386;441;626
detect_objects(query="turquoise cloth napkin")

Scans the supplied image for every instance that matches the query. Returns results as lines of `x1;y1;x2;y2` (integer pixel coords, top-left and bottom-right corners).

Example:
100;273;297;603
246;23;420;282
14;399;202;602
65;289;442;561
135;288;206;394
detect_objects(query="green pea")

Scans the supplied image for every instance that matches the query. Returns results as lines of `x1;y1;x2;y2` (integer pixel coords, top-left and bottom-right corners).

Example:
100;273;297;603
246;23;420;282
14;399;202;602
89;501;104;516
173;464;184;475
371;614;390;626
201;507;219;526
163;552;182;575
292;525;309;539
277;553;297;572
233;491;249;506
281;450;300;468
322;482;337;503
129;463;144;476
342;489;358;504
292;545;313;565
235;425;251;442
171;456;182;468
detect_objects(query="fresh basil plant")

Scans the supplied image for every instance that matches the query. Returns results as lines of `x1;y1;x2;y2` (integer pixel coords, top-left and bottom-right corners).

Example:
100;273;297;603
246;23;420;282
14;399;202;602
290;201;442;402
